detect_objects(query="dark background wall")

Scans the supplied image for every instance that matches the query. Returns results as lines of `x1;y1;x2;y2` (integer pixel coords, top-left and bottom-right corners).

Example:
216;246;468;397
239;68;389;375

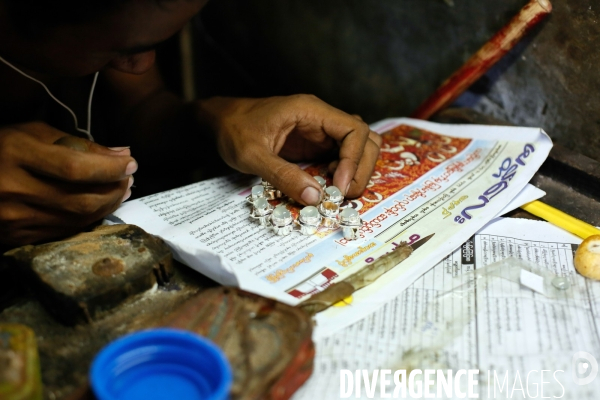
192;0;600;161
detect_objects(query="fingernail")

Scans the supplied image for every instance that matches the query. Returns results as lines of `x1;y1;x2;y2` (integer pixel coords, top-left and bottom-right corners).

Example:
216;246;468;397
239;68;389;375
301;187;321;205
122;189;132;202
109;146;130;151
127;176;134;189
345;182;351;196
125;161;138;175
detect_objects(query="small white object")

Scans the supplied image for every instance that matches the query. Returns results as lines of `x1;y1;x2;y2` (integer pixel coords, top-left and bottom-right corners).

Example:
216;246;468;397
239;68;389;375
339;207;362;240
252;185;264;196
298;206;322;235
324;186;344;204
339;208;360;224
271;205;294;236
250;198;273;226
520;269;545;295
272;205;292;223
552;276;570;290
247;185;266;204
314;176;327;190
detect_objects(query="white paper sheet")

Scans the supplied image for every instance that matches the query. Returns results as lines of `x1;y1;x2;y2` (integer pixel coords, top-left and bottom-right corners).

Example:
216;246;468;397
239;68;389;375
113;119;552;333
293;218;600;399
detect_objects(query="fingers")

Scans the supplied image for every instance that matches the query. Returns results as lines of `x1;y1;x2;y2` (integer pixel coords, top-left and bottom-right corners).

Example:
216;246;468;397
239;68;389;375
13;133;137;183
254;152;323;206
29;178;131;217
11;121;70;144
53;136;131;157
332;126;380;197
344;131;382;198
16;123;131;156
0;202;104;246
0;123;134;248
8;166;132;217
295;99;371;196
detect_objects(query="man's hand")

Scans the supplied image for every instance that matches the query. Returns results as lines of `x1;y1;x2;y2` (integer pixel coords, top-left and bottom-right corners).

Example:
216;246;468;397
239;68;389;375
201;95;381;205
0;122;136;247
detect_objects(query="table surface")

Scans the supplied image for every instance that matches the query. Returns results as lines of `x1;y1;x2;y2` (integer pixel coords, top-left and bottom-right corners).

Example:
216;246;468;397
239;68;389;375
2;109;599;400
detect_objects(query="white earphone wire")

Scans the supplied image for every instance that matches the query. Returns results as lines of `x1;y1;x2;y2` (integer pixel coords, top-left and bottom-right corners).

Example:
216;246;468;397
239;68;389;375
0;55;98;142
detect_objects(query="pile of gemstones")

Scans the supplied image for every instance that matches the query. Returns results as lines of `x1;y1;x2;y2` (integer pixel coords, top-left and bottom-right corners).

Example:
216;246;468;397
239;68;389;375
247;176;363;240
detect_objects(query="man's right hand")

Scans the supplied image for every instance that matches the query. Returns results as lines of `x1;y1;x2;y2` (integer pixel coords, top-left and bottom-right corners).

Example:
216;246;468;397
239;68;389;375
0;122;136;248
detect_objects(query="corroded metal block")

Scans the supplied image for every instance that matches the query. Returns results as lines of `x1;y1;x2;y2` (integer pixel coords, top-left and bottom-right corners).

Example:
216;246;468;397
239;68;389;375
3;225;173;325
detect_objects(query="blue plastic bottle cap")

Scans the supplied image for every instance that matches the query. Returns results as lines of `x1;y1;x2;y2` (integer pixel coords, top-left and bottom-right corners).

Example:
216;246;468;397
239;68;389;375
90;329;232;400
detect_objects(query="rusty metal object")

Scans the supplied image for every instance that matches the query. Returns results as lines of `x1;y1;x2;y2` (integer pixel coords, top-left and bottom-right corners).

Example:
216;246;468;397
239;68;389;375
0;324;42;400
165;287;314;400
299;242;414;315
3;225;174;326
411;0;553;120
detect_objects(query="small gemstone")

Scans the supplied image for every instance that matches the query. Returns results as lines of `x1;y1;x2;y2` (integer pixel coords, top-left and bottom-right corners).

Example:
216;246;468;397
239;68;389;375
340;207;359;219
273;205;291;219
551;276;570;290
325;186;342;197
300;206;319;219
252;185;264;196
314;176;326;186
254;198;269;210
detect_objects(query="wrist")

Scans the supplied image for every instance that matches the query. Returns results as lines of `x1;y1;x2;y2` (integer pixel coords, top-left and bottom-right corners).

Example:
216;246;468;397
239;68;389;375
194;97;256;136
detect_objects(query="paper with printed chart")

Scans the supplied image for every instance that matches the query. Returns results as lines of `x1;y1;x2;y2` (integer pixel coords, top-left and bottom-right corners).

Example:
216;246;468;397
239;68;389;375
112;118;552;328
291;218;600;400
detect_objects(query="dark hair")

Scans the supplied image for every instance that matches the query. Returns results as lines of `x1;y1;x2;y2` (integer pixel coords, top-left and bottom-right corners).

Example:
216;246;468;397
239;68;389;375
5;0;178;35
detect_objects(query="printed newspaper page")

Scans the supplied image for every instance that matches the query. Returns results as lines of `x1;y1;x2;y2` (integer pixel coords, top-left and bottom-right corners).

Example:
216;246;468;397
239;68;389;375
293;218;597;400
113;119;552;320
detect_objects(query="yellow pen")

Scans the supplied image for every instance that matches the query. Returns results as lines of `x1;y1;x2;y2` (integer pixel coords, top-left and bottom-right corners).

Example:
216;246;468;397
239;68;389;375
520;200;600;240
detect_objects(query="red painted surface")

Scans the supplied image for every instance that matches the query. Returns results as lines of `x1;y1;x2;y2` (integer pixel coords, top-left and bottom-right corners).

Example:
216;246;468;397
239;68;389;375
411;0;552;120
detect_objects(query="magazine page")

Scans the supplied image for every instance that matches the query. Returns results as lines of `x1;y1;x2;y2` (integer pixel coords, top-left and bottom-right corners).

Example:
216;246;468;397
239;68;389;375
113;119;552;320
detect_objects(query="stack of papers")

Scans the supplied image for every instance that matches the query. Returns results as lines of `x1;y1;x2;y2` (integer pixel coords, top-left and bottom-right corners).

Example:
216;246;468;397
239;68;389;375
113;118;552;336
113;118;600;398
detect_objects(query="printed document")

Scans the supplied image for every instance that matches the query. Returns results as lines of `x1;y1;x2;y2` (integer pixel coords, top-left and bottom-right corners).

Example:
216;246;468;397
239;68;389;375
293;218;599;400
113;119;552;331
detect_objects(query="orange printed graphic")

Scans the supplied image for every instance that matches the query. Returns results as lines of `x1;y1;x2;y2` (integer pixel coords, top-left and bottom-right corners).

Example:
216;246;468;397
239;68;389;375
275;125;472;220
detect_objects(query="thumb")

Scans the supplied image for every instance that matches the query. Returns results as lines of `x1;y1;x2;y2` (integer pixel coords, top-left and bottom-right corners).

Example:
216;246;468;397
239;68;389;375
258;153;323;206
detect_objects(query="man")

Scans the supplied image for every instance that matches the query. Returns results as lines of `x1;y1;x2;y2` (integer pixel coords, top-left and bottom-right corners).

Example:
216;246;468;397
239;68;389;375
0;0;381;248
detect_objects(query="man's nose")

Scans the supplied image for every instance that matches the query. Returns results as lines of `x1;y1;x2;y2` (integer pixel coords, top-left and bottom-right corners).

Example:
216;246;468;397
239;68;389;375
109;51;156;75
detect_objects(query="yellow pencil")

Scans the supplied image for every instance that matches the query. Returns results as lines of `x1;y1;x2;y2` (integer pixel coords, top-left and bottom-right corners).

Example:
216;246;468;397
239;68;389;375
520;200;600;239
